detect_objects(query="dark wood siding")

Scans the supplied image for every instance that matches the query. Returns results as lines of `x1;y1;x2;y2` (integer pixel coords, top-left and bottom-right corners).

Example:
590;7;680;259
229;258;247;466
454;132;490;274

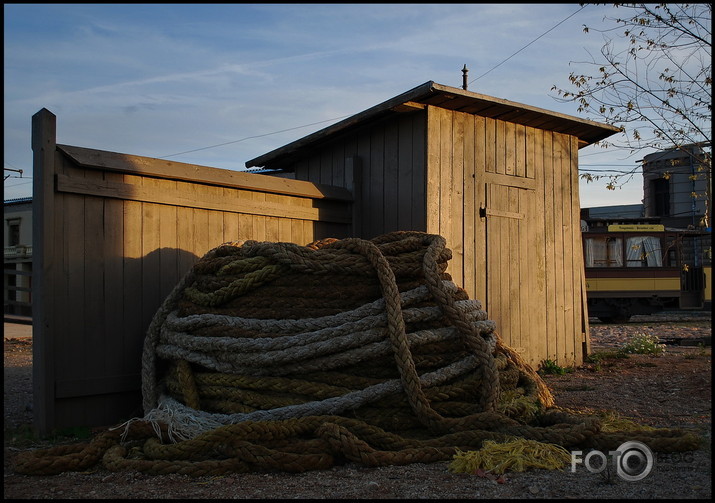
289;111;428;239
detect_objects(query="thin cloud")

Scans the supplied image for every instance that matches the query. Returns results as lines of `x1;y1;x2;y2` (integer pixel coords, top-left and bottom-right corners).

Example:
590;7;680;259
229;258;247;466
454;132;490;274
3;3;646;207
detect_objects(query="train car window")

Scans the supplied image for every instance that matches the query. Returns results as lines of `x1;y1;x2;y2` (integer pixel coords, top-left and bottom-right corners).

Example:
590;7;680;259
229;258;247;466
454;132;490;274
584;237;623;267
664;236;677;267
626;236;663;267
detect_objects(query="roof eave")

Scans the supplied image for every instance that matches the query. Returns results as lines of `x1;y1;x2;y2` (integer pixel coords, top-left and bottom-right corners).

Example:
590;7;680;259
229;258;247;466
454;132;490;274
245;81;620;168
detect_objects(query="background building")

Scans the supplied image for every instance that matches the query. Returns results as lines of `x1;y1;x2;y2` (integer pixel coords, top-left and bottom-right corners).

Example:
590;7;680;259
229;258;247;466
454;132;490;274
4;197;33;319
642;143;711;230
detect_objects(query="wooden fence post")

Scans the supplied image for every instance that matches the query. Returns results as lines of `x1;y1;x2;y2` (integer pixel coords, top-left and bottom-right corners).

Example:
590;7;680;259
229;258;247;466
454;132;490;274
31;108;57;435
346;156;362;238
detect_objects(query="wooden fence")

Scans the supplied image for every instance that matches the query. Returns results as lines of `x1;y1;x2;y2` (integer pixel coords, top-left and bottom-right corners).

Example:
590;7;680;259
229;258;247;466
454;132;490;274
31;109;353;434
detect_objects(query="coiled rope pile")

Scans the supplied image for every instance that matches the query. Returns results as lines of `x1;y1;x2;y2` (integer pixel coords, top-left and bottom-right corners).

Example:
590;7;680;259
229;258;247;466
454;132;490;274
14;231;700;476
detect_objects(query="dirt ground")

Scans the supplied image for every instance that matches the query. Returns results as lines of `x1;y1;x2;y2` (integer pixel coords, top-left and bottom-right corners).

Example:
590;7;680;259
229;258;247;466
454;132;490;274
3;313;712;499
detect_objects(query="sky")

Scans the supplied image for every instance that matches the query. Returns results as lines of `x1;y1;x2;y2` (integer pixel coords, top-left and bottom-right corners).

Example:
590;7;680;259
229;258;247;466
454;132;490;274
4;3;659;208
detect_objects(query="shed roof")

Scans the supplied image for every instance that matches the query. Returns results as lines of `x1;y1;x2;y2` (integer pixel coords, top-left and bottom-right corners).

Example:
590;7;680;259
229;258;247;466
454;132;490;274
245;81;621;169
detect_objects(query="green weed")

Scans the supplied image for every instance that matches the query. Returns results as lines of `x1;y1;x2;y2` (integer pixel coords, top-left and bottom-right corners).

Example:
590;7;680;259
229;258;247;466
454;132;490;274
538;359;571;375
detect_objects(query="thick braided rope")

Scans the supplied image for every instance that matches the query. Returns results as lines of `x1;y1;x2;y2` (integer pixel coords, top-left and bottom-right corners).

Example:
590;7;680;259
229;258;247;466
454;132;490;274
144;280;487;410
142;233;502;435
14;231;703;477
143;231;702;447
327;236;499;432
14;412;700;476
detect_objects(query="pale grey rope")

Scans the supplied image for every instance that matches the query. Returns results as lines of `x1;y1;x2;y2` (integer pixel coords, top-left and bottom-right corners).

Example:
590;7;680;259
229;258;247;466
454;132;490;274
143;280;487;410
165;281;472;335
156;324;495;377
159;299;487;357
141;353;483;442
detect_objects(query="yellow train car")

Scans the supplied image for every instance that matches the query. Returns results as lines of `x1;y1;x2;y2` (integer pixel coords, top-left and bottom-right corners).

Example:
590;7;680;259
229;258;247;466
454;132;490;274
583;223;709;323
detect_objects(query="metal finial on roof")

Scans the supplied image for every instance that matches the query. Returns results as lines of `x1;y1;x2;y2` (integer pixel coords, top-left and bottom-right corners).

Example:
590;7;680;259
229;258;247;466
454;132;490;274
462;65;468;91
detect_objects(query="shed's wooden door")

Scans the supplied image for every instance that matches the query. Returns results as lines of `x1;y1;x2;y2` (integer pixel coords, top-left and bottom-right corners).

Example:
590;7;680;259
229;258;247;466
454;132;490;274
484;180;544;364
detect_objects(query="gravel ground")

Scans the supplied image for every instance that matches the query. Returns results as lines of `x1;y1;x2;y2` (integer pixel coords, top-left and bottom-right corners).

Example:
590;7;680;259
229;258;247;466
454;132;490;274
4;312;712;499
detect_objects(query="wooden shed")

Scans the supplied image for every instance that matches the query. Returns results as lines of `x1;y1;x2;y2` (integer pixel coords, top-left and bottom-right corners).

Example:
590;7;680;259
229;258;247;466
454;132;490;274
246;81;620;368
29;82;618;433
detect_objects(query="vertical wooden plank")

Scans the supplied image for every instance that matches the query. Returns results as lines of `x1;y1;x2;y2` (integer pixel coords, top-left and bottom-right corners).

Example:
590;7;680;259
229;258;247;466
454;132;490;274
485;183;496;321
495;120;506;175
484;118;496;174
302;218;313;245
552;133;567;365
438;108;453;266
357;132;372;239
463;113;476;298
451;112;465;288
278;209;292;242
292;160;309;181
222;187;240;243
515;124;527;178
237;190;253;244
425;106;441;235
83;191;105;412
251;190;267;242
369;126;385;238
346;156;363;239
177;217;197;275
543;131;557;363
52;188;86;427
492;183;509;345
560;135;575;366
411;113;427;231
31;109;57;435
518;188;531;362
474;116;488;304
64;193;87;378
141;196;162;335
122;196;144;382
208;206;226;249
508;186;522;353
332;142;346;189
159;181;179;302
525;126;536;180
384;120;399;233
397;115;413;231
265;214;281;243
320;148;333;186
176;183;198;276
264;191;281;243
308;156;321;184
289;218;301;245
505;121;515;176
102;173;125;396
530;128;547;366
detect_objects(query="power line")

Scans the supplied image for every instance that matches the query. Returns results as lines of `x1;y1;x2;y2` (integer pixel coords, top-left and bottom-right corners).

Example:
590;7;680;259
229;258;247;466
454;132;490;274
3;179;32;186
158;114;352;159
469;5;587;84
148;6;589;161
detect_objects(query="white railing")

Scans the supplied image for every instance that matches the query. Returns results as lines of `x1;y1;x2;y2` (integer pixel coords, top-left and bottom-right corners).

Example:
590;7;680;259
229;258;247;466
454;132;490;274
4;245;33;259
